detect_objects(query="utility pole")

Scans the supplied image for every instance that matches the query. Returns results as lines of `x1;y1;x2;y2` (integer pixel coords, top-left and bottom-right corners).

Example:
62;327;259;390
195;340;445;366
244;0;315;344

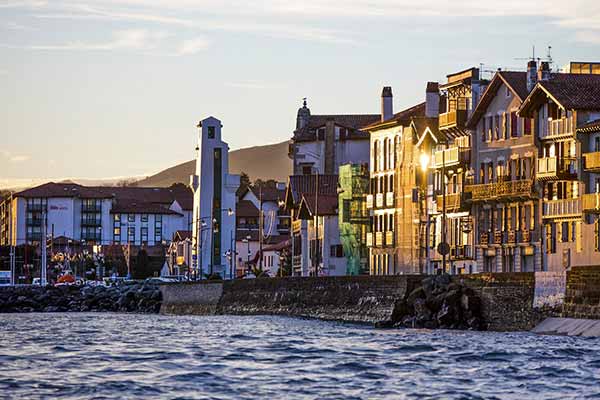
9;193;15;285
259;185;263;271
41;210;47;286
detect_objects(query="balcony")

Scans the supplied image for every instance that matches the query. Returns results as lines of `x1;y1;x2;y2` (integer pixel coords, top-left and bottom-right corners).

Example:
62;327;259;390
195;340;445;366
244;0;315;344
385;231;394;247
506;230;516;244
81;218;102;227
451;245;472;259
467;179;534;202
582;193;600;214
540;117;574;140
436;192;467;212
366;232;373;247
439;109;468;130
433;147;470;169
375;232;383;247
480;231;490;246
493;230;502;245
366;194;374;209
375;193;384;208
536;157;577;181
27;204;46;212
520;229;531;243
542;198;582;219
385;192;394;207
583;152;600;172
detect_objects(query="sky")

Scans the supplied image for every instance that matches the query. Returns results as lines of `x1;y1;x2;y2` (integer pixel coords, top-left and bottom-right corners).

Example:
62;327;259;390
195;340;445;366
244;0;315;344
1;0;600;187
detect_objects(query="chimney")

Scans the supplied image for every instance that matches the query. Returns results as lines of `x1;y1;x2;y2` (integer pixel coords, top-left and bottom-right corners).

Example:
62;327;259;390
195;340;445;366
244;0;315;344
538;61;550;82
381;86;393;122
526;60;537;92
425;82;439;118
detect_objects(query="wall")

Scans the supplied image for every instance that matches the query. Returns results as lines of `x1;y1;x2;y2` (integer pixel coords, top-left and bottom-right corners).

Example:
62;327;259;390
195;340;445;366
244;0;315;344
160;281;224;315
562;265;600;319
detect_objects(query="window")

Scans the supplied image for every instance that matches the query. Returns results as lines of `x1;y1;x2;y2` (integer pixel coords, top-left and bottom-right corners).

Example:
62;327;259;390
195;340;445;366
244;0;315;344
505;86;510;97
155;214;163;242
208;126;215;139
524;118;532;135
141;227;148;244
302;165;312;175
330;244;343;258
511;112;518;137
128;227;135;243
317;128;325;141
141;214;148;223
114;214;120;222
128;214;135;223
482;118;487;142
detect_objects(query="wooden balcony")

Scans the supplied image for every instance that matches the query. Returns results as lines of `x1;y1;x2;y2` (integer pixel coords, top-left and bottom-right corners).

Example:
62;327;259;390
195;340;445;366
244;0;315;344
366;194;374;209
375;232;383;247
542;198;582;219
479;231;490;246
433;146;470;169
583;152;600;172
386;192;394;207
366;232;373;247
537;157;577;181
582;193;600;214
436;192;467;212
540;117;575;140
385;231;394;247
493;230;502;245
439;109;468;130
520;229;531;243
466;179;534;202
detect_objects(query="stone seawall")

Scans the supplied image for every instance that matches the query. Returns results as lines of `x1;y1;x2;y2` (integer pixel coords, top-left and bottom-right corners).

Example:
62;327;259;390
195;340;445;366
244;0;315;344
562;266;600;319
160;273;548;330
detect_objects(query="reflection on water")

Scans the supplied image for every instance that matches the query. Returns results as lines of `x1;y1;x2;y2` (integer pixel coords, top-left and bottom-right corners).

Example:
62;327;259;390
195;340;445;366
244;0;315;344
0;313;599;399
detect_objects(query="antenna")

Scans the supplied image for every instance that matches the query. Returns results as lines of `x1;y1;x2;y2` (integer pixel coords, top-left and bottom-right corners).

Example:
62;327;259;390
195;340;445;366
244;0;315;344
546;45;553;69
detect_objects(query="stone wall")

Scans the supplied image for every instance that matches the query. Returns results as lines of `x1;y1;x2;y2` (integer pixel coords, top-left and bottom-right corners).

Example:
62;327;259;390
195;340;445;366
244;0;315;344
562;266;600;319
159;281;223;315
217;276;423;324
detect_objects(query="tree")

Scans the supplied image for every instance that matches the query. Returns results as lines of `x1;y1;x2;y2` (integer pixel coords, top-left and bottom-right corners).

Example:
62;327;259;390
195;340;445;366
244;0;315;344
278;248;292;277
133;249;151;280
237;172;251;197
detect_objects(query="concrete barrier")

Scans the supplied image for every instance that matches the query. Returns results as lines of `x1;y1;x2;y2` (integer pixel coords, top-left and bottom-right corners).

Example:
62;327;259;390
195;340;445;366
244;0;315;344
159;282;223;315
533;317;600;337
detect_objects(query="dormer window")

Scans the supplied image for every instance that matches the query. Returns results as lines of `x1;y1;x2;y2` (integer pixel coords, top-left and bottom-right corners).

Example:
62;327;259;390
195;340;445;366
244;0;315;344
208;126;215;139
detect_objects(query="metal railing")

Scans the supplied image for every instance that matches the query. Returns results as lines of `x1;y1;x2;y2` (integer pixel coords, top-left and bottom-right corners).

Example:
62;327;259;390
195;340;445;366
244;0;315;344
467;179;533;202
439;109;468;130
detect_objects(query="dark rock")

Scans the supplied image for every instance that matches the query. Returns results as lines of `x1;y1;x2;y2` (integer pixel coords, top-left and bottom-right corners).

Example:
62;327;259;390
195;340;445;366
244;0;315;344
374;319;395;329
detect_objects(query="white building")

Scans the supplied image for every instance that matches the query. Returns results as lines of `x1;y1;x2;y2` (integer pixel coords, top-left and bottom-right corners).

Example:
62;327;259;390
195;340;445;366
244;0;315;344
0;183;193;247
190;116;240;280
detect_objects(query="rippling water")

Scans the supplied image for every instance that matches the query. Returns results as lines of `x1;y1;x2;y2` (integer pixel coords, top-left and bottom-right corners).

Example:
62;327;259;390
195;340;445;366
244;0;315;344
1;313;600;399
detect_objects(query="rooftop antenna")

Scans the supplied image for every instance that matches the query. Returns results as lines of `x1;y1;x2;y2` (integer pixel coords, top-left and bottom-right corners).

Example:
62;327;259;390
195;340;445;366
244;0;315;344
546;45;553;70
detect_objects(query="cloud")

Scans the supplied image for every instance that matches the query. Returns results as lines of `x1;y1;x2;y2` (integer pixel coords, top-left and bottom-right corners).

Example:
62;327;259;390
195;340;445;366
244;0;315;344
1;151;30;163
225;81;285;89
3;29;169;51
574;30;600;45
3;22;33;31
0;0;46;8
177;37;209;55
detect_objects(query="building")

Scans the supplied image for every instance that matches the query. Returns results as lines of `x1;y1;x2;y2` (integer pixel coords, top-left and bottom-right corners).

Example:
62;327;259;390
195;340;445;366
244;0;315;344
338;163;370;275
466;65;541;272
290;99;380;175
166;230;192;276
0;182;193;247
364;86;427;275
518;67;600;270
190;116;240;279
285;174;344;276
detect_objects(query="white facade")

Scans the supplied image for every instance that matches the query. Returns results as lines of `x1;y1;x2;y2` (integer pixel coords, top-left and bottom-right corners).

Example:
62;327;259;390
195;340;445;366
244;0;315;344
191;116;240;279
294;132;370;175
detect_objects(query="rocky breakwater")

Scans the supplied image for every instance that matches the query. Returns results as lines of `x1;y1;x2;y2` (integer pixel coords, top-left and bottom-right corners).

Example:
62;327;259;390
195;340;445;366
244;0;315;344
0;282;162;313
377;275;484;330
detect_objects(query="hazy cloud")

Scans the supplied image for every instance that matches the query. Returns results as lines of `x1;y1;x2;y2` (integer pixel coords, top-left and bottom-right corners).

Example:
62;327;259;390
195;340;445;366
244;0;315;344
177;37;209;55
1;151;30;163
225;81;286;89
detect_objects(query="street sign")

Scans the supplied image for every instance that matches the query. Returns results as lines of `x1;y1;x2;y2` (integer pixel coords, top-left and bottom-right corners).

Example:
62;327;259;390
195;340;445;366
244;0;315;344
438;242;450;256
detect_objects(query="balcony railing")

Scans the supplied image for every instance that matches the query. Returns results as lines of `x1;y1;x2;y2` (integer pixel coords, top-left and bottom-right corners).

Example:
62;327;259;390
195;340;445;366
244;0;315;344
451;245;472;259
366;194;374;209
439;109;468;130
537;157;577;180
540;117;574;139
385;231;394;247
375;232;383;247
467;179;533;202
542;198;582;218
436;192;466;212
582;193;600;213
493;230;502;245
375;193;384;208
583;152;600;172
26;218;43;226
480;231;490;246
27;204;46;212
386;192;394;207
433;147;470;169
366;232;373;247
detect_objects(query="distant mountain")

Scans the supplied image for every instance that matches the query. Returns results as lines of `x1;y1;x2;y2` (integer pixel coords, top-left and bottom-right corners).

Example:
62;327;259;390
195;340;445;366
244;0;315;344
137;140;292;187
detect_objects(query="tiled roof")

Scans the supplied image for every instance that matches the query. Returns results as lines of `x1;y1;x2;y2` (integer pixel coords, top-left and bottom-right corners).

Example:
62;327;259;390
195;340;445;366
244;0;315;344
293;114;380;142
286;174;339;207
236;200;259;217
412;117;444;147
467;71;527;129
110;199;182;215
15;182;109;199
174;230;192;241
363;102;426;130
249;184;286;203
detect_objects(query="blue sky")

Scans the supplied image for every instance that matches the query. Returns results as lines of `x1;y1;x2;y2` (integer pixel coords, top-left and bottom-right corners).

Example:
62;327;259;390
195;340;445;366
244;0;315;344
1;0;599;186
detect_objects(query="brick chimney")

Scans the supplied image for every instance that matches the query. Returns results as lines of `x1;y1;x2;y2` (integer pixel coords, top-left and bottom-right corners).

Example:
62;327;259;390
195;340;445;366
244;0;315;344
527;60;537;92
381;86;393;122
538;61;550;81
425;82;439;118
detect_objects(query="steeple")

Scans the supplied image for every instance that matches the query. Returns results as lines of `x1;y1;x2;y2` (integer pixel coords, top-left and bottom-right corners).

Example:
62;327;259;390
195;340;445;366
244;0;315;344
296;97;311;130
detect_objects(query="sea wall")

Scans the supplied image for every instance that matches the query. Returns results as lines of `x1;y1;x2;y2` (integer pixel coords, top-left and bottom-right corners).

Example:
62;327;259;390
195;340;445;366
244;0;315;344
160;273;548;330
562;266;600;319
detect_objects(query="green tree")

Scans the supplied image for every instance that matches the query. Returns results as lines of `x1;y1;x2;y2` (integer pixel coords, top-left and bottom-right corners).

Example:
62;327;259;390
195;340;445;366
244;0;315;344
236;172;251;197
133;249;151;280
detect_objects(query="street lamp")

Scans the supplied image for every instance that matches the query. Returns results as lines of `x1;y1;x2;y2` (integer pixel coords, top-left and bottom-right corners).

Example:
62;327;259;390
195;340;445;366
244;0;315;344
241;234;252;277
419;152;431;274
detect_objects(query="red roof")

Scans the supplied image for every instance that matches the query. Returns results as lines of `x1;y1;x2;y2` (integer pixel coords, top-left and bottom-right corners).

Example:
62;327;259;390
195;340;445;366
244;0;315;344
298;194;339;217
363;102;426;130
236;200;259;217
286;174;339;207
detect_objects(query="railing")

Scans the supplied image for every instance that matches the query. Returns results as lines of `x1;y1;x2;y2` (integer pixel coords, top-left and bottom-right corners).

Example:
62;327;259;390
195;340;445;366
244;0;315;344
520;230;531;243
386;192;394;207
375;193;384;208
366;194;374;209
540;117;574;139
494;230;502;245
82;204;102;212
480;231;490;245
537;157;577;179
292;220;302;233
375;232;383;247
436;192;464;211
439;109;468;130
366;232;373;247
582;193;600;213
583;152;600;171
542;198;582;218
385;231;394;247
467;179;533;202
507;230;516;244
433;147;469;168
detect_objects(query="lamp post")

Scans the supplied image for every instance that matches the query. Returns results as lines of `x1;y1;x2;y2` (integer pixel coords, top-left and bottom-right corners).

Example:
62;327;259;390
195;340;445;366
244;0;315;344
419;152;431;274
